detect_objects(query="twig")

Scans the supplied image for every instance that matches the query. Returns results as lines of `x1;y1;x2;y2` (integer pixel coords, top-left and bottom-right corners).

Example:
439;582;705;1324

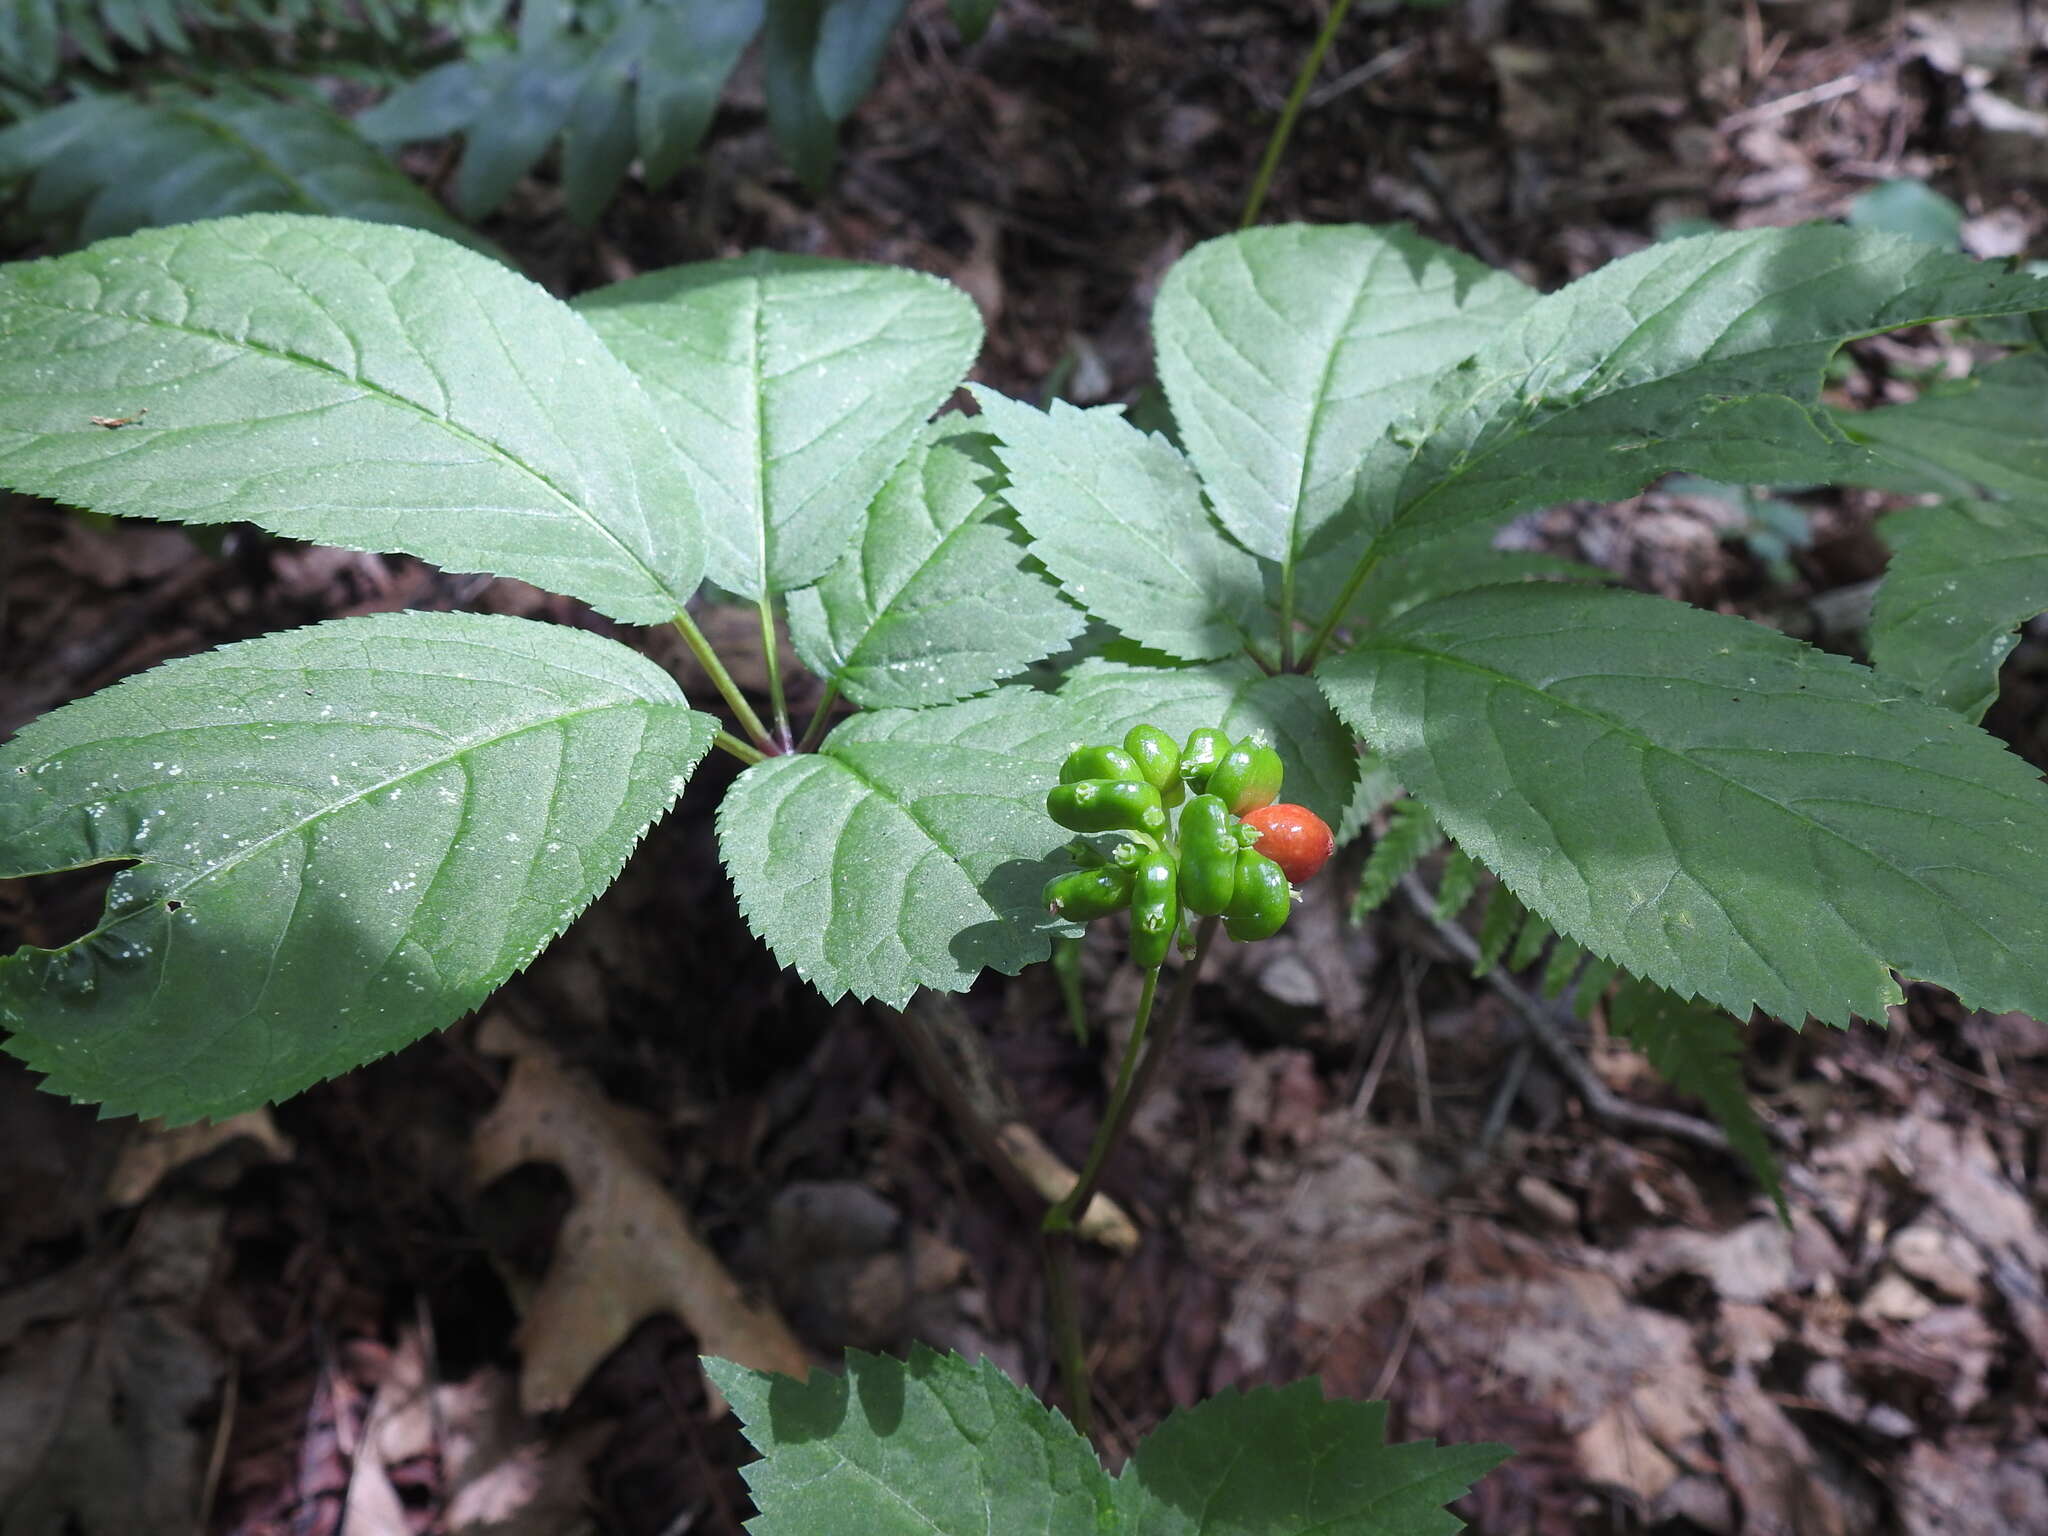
1398;873;1733;1152
880;998;1137;1248
1718;73;1864;132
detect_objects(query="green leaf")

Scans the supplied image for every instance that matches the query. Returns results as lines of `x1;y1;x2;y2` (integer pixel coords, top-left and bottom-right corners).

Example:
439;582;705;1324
720;655;1352;1005
0;88;481;249
706;1348;1115;1534
813;0;912;121
1835;350;2048;499
576;253;981;601
710;1350;1506;1536
717;687;1081;1007
1474;881;1524;974
0;214;705;626
1434;846;1479;921
0;613;715;1123
1847;178;1962;249
1113;1379;1508;1535
1870;497;2048;721
356;58;499;145
948;0;995;41
970;388;1269;663
636;0;764;185
1335;745;1402;848
1298;522;1608;634
1364;227;2048;554
560;22;644;225
761;0;837;190
1152;225;1533;570
1609;976;1785;1219
451;37;590;217
784;426;1084;709
1317;583;2048;1026
1349;796;1440;922
1056;657;1359;825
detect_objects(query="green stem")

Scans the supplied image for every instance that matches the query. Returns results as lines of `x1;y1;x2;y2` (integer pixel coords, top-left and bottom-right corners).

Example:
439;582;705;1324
1299;544;1386;671
671;612;776;752
1042;1235;1091;1436
757;597;793;752
1240;0;1359;229
714;730;767;766
795;679;841;755
1120;919;1217;1131
1038;923;1218;1436
1043;965;1160;1237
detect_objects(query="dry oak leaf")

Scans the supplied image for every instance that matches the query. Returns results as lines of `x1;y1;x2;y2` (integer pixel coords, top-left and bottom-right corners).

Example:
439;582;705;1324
473;1017;809;1413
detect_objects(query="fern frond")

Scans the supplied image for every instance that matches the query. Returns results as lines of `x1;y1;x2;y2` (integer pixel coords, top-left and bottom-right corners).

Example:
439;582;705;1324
1609;977;1785;1218
4;0;382;92
359;0;764;220
1473;882;1523;974
0;82;480;247
1350;795;1442;921
1408;844;1782;1212
1539;934;1585;1000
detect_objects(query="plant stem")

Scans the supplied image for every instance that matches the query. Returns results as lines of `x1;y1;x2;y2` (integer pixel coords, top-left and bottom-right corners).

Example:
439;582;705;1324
1299;544;1385;671
1044;965;1160;1238
713;730;767;766
671;611;776;752
1240;0;1359;229
757;598;793;752
795;679;841;755
1039;923;1217;1437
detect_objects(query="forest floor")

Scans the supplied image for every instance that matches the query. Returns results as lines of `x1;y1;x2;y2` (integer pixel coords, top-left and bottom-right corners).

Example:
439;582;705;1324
5;1;2048;1532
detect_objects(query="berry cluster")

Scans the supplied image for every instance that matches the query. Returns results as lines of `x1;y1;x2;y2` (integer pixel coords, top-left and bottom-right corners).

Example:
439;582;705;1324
1043;725;1335;968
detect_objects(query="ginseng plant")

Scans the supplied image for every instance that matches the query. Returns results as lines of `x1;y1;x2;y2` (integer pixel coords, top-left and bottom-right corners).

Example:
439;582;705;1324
4;212;2048;1529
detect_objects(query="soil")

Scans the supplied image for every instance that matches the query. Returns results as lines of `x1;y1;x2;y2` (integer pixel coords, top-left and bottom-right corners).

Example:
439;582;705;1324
5;2;2048;1533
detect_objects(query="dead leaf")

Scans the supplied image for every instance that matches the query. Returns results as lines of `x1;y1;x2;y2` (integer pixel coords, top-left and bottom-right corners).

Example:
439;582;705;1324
1896;1439;2048;1536
473;1017;809;1413
105;1108;293;1206
0;1202;226;1535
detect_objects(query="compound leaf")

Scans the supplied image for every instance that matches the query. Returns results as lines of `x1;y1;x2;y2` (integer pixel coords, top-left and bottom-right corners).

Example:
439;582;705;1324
1608;976;1785;1219
0;214;706;626
577;253;981;601
716;688;1083;1007
0;613;715;1123
706;1348;1114;1535
1870;497;2048;721
1113;1380;1508;1535
1153;224;1532;570
1365;227;2048;554
1317;583;2048;1027
785;426;1084;709
970;387;1269;663
1056;658;1357;826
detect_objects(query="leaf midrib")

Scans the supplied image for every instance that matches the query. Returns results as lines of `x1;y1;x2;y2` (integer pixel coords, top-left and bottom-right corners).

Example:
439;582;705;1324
1393;243;2047;535
1350;635;2043;984
36;697;666;959
9;281;679;611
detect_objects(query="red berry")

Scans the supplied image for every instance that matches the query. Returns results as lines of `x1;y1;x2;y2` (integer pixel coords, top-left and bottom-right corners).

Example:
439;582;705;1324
1239;803;1334;884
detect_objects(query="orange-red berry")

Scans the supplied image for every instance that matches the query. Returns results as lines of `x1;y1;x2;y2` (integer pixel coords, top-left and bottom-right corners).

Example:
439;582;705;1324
1239;803;1334;884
